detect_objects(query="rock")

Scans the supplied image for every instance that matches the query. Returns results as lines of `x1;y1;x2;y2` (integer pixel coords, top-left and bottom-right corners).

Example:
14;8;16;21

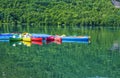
110;42;120;51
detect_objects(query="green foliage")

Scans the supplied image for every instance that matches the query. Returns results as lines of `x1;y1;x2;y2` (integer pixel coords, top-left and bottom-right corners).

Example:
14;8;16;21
0;0;119;26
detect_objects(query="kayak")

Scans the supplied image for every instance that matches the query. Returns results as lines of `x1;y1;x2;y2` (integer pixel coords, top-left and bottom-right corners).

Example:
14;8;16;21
31;37;42;41
23;38;31;42
62;40;90;43
0;33;13;36
46;36;62;44
46;36;54;42
54;37;62;44
9;37;22;41
61;36;90;42
31;33;51;38
0;33;13;40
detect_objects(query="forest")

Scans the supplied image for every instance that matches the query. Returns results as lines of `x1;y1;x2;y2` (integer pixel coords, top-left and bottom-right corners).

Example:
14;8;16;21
0;0;120;26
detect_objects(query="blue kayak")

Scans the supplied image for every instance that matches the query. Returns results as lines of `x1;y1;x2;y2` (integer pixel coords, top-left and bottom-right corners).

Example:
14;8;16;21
61;36;90;42
62;40;90;43
31;33;51;38
0;33;19;40
0;33;13;40
0;33;13;36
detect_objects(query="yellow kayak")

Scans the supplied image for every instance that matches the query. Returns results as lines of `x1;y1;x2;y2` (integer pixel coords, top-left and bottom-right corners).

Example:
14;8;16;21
23;37;31;42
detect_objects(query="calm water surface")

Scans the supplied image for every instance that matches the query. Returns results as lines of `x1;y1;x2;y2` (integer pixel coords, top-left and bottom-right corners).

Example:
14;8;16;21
0;25;120;78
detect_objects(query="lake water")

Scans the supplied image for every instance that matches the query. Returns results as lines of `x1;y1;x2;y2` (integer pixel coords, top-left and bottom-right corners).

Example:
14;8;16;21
0;25;120;78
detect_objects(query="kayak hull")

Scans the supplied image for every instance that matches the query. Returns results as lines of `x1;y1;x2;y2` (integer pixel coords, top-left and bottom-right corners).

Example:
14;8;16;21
46;36;62;44
0;34;13;40
31;34;51;38
31;37;42;41
61;36;90;42
0;33;13;36
9;38;22;41
23;38;31;42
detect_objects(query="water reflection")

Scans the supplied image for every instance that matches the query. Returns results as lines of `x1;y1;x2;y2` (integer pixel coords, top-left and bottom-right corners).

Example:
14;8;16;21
0;40;90;47
10;41;42;47
87;76;108;78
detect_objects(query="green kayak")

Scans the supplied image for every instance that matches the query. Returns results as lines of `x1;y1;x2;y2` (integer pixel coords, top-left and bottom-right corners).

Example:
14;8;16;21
9;37;22;41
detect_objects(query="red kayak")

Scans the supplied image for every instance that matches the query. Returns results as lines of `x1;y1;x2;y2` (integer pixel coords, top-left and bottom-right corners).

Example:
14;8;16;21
46;36;62;44
46;36;54;42
54;37;62;44
31;37;42;41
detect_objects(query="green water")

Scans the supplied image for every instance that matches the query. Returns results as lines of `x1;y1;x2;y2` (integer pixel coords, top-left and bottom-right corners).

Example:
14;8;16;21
0;25;120;78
